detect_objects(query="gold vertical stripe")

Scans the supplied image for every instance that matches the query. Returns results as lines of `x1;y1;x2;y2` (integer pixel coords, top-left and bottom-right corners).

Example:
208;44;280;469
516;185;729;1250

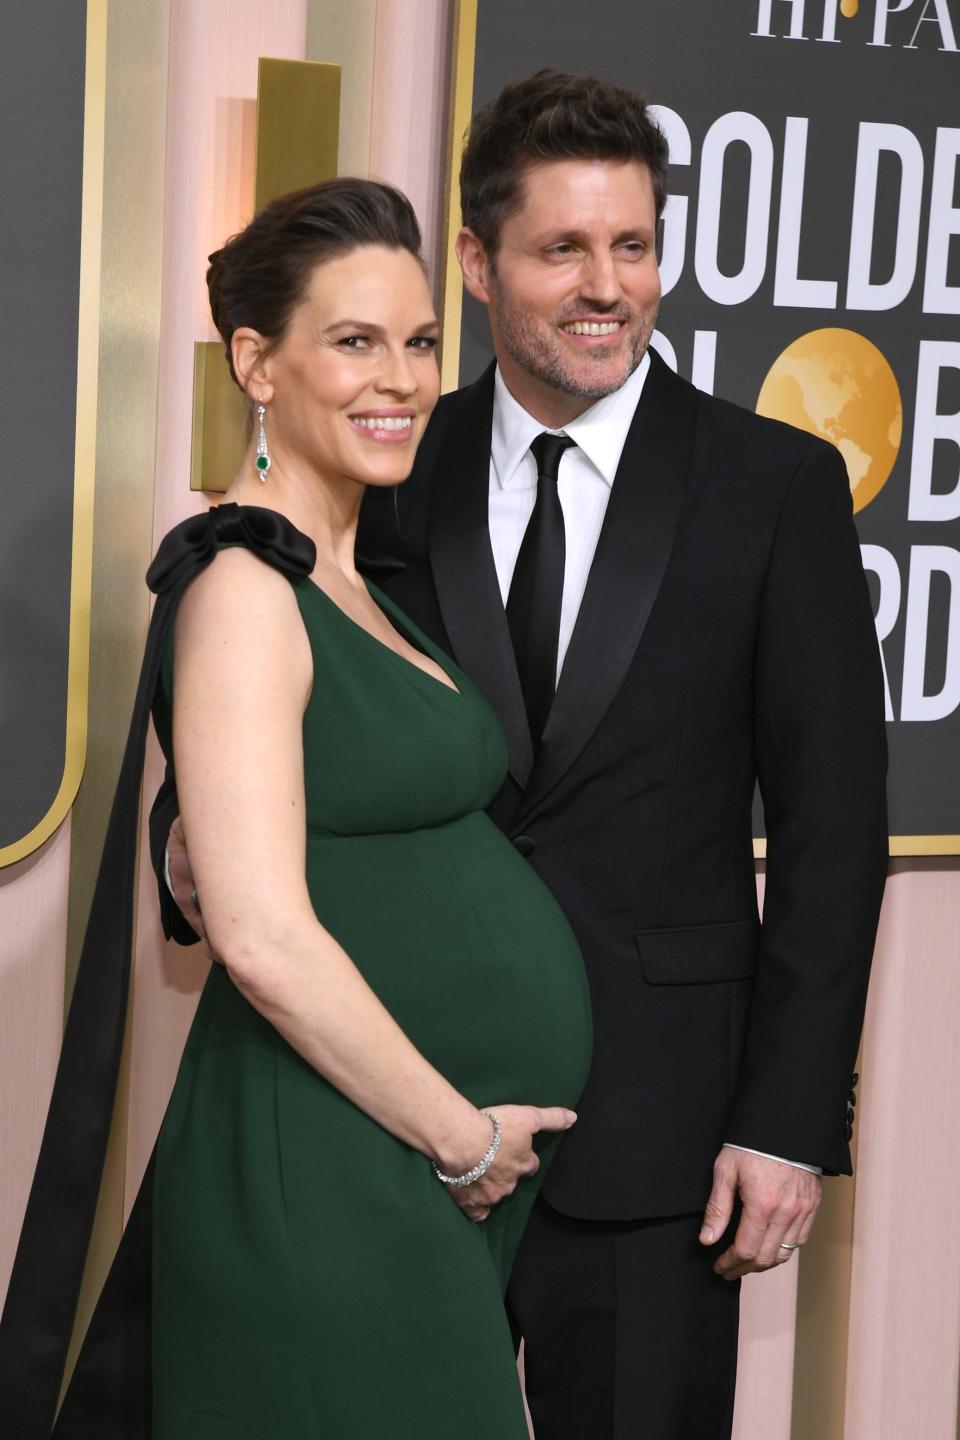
790;1082;860;1439
888;835;960;855
304;0;376;178
254;57;341;212
61;0;171;1394
189;340;248;493
60;983;135;1406
760;837;960;858
0;0;107;869
437;0;477;394
65;0;170;998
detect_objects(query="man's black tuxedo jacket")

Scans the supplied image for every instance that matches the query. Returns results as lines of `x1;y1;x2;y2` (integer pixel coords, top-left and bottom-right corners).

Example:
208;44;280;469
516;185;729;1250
151;352;888;1222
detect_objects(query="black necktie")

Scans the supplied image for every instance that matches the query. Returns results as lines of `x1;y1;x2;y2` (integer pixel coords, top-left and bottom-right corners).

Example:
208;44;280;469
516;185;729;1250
507;432;576;745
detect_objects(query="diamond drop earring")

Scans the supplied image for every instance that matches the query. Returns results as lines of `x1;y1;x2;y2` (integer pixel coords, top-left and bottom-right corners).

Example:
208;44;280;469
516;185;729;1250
255;402;271;481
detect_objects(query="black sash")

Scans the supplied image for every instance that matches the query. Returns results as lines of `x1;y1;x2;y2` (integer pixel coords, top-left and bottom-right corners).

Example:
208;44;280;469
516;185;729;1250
0;504;315;1438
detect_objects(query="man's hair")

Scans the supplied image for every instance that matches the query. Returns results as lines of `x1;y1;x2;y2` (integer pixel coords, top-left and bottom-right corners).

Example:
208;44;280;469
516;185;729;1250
460;69;669;255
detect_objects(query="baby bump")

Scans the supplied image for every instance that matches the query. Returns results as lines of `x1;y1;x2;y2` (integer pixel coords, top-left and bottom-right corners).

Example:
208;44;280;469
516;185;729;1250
305;815;592;1109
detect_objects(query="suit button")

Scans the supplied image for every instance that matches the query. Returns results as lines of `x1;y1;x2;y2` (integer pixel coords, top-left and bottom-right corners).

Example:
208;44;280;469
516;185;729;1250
512;834;535;857
848;1091;857;1106
851;1072;860;1088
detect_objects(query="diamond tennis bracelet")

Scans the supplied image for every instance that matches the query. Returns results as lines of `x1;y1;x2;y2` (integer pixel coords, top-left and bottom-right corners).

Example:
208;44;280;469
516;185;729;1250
431;1111;502;1189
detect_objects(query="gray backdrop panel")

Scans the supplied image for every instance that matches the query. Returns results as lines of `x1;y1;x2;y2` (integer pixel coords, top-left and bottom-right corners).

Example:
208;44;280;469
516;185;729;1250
0;3;86;848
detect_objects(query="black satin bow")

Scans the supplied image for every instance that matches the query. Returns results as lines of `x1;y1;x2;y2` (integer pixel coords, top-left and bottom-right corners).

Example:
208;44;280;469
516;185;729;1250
147;502;316;595
0;505;315;1440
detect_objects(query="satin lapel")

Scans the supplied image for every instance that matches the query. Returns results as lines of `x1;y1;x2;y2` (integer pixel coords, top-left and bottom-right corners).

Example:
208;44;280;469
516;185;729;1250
429;365;535;787
517;353;699;824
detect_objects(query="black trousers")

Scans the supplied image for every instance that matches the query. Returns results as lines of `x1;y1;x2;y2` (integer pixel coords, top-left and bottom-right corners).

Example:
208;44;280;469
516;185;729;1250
507;1200;741;1440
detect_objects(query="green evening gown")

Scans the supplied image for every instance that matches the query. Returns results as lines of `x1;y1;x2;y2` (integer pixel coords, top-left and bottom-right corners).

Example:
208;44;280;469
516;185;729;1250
149;546;593;1438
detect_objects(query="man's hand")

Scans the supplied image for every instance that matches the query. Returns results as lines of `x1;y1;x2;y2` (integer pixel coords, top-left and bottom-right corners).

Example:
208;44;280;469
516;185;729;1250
700;1148;821;1280
167;816;220;963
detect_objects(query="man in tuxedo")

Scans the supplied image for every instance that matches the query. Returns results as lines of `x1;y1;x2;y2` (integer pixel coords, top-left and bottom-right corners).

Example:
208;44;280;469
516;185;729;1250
154;70;887;1439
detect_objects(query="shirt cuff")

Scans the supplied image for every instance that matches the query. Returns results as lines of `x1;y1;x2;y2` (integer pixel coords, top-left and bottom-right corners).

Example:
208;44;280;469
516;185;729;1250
723;1142;822;1175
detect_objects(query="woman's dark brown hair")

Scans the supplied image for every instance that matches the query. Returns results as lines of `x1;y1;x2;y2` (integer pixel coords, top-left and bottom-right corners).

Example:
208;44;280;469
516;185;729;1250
460;69;669;256
207;178;424;387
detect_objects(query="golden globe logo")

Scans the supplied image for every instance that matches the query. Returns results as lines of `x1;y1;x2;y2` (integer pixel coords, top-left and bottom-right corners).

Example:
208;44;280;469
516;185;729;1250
756;329;902;512
644;38;960;728
752;0;959;48
751;328;959;725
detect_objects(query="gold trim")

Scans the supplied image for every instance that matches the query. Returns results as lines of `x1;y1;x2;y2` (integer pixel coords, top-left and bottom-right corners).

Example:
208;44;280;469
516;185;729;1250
190;341;248;494
437;0;477;393
790;1126;858;1440
304;0;376;178
0;0;107;868
755;834;960;859
61;0;171;1395
887;834;960;856
254;57;341;212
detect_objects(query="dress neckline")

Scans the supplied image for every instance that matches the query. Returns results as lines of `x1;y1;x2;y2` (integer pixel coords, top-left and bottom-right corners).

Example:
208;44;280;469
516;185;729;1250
302;575;462;698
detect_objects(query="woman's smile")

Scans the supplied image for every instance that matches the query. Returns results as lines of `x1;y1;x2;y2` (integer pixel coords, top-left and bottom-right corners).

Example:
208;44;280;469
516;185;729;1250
347;408;416;442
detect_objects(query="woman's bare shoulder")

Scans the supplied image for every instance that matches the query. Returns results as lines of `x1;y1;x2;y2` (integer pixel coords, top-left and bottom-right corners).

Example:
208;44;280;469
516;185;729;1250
174;544;311;695
177;543;304;622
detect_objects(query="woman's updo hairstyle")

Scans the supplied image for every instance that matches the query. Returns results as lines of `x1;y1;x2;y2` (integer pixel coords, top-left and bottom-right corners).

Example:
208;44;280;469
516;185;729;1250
207;178;424;389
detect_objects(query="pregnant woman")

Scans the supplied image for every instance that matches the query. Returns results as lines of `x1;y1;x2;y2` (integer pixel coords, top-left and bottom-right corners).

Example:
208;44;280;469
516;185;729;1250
150;179;589;1436
0;178;590;1439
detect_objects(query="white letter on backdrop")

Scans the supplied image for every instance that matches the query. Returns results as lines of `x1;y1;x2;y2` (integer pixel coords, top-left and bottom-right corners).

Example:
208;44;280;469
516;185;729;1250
774;117;839;307
869;0;915;47
860;544;901;721
924;129;960;315
900;546;960;721
906;0;958;49
846;122;923;311
909;341;960;523
752;0;809;38
648;105;691;297
695;112;774;306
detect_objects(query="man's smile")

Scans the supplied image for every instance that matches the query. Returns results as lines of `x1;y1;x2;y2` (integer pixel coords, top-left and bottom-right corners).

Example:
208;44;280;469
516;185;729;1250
560;319;625;336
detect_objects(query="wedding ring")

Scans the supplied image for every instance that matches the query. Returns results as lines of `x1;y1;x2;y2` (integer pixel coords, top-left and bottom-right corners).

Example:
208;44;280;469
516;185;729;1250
190;889;201;913
778;1242;799;1250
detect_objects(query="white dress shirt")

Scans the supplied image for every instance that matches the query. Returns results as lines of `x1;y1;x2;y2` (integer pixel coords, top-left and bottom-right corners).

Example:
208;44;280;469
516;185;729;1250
487;359;820;1178
489;353;650;681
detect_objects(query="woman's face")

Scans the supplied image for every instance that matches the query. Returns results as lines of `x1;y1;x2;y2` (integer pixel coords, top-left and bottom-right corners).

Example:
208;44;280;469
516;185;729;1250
256;244;441;491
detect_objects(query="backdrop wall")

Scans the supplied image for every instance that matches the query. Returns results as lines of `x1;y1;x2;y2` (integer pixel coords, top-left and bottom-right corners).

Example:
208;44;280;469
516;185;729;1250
1;3;958;1436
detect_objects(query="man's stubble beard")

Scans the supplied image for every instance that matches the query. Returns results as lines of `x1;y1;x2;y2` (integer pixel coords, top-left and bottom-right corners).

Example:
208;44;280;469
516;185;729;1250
490;280;658;402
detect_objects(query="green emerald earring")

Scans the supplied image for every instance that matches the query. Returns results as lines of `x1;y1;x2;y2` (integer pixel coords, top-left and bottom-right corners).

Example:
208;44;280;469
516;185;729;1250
255;402;271;481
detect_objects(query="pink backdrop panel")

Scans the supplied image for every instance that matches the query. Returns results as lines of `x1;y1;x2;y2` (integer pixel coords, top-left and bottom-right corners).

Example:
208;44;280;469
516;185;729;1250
733;1263;799;1440
369;0;453;291
731;868;801;1440
0;822;70;1306
125;0;309;1212
845;865;960;1440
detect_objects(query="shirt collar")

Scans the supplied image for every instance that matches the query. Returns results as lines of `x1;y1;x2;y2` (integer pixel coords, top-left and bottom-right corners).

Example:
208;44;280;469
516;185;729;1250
491;350;651;491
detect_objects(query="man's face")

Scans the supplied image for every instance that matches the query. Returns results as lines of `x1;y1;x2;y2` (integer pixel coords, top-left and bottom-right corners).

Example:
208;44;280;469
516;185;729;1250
459;158;661;424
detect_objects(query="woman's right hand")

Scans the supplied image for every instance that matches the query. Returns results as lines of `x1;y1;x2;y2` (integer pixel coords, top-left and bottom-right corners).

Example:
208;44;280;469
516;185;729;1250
440;1104;577;1222
168;815;219;961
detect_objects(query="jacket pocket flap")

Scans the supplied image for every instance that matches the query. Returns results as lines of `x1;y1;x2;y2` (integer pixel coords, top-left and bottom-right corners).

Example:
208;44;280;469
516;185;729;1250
636;920;759;984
